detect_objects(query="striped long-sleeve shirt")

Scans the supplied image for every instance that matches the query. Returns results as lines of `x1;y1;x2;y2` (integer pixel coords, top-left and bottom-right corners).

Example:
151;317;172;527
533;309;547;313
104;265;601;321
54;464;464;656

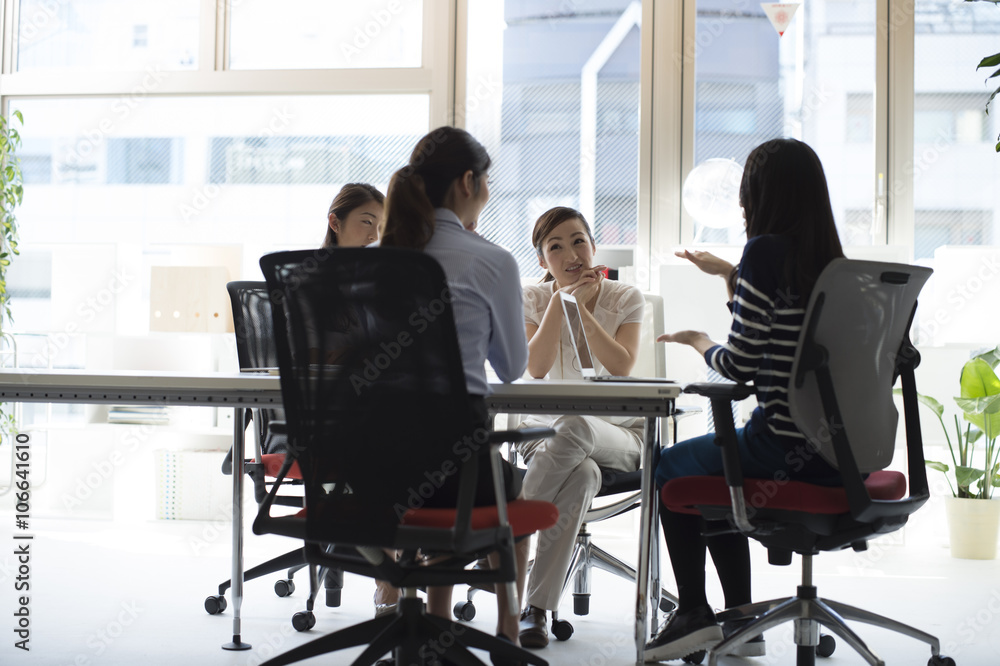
705;234;806;443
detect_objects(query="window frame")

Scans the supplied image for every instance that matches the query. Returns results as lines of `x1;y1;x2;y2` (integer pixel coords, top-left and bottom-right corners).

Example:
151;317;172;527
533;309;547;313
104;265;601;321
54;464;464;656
0;0;965;288
1;1;455;125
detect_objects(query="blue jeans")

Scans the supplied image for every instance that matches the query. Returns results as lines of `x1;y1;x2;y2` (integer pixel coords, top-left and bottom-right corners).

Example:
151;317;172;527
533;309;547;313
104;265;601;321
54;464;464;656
655;425;842;489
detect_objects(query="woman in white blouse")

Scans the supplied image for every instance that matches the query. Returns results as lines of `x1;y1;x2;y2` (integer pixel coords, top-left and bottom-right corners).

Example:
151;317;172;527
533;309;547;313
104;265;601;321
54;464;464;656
516;206;645;649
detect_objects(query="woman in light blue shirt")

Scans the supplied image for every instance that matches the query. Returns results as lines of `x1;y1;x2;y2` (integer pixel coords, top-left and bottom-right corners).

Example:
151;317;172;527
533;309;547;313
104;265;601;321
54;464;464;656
381;126;529;653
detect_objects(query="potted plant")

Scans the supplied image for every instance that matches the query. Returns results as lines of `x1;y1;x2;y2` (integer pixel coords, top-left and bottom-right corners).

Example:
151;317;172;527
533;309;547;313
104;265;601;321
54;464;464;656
965;0;1000;151
0;109;24;448
907;346;1000;559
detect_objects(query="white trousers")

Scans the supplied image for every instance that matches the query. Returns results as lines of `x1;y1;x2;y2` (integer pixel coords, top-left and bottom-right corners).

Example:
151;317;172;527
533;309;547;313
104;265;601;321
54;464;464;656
515;414;642;611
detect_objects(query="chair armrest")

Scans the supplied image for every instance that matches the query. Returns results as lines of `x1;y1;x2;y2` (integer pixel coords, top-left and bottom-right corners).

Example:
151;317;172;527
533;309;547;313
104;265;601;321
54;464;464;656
683;382;754;401
688;382;757;533
672;405;703;421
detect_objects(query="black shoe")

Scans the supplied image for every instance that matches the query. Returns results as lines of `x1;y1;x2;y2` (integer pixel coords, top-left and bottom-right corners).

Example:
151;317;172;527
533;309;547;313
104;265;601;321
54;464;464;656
643;606;723;663
518;605;549;649
721;618;766;657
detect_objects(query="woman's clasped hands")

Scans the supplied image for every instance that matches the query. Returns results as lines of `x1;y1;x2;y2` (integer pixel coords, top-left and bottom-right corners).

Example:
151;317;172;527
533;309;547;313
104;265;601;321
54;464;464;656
557;263;607;304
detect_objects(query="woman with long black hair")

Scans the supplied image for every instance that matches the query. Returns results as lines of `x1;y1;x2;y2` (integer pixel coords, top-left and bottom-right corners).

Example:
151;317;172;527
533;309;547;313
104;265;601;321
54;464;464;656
645;138;846;662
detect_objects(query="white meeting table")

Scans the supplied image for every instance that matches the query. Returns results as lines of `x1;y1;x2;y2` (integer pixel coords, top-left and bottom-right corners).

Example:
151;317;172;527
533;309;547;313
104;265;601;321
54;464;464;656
0;370;679;664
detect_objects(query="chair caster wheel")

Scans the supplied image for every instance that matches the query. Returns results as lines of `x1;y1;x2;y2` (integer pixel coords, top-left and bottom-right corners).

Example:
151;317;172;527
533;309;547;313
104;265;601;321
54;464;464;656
572;594;590;616
453;601;476;621
682;650;705;664
292;610;315;632
204;595;227;615
816;633;836;657
551;618;574;641
928;656;956;666
274;579;295;597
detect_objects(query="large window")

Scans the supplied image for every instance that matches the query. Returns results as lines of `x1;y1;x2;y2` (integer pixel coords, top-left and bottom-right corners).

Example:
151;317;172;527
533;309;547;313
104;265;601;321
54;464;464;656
229;0;424;70
16;0;200;71
465;0;642;275
11;94;427;342
688;0;877;246
3;0;1000;386
0;0;447;406
912;0;1000;260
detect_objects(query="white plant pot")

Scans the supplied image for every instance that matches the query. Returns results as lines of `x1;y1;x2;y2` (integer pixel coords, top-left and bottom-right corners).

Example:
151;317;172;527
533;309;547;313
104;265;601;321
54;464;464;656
945;496;1000;560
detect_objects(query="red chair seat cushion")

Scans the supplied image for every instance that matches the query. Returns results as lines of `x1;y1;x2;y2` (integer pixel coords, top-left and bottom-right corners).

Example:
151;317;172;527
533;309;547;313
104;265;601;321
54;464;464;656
661;470;906;515
261;453;302;479
401;499;558;538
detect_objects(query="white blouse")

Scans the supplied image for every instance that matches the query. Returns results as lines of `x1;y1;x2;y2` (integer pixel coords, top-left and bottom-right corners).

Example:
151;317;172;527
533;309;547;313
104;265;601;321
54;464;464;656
523;279;645;379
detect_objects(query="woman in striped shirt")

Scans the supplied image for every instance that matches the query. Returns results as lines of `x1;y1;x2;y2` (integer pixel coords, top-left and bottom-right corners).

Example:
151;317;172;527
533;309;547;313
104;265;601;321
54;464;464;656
644;138;845;663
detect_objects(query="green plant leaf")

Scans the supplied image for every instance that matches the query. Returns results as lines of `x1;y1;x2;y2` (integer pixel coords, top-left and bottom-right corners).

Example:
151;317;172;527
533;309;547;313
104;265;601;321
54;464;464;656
956;465;985;489
959;358;1000;399
959;359;1000;435
926;460;950;473
955;395;1000;413
976;54;1000;69
975;346;1000;370
895;387;946;417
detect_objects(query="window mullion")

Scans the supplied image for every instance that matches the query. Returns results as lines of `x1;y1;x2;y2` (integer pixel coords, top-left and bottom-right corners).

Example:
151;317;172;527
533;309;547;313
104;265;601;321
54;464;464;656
649;0;687;275
426;0;456;128
203;0;228;72
885;0;915;257
3;0;18;75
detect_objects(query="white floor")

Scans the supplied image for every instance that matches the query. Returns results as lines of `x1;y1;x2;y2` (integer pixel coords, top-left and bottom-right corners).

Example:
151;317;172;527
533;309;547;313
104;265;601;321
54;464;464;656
1;496;998;666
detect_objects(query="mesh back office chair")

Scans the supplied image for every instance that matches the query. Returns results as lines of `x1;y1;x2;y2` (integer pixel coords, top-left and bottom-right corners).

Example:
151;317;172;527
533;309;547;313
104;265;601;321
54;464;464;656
457;293;680;639
660;259;955;666
205;281;340;631
255;248;560;666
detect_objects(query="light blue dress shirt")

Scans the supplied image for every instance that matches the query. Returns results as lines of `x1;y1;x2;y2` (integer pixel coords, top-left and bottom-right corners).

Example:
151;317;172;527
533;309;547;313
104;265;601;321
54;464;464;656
423;208;528;396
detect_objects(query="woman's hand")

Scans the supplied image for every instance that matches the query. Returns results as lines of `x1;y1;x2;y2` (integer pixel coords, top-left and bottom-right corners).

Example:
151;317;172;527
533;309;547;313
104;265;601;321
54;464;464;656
657;330;717;356
559;264;606;304
675;250;733;278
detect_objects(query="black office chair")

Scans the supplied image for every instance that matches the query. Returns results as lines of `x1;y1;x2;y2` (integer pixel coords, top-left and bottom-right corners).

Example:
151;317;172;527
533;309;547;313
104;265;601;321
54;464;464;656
255;247;560;666
205;281;341;632
660;259;955;666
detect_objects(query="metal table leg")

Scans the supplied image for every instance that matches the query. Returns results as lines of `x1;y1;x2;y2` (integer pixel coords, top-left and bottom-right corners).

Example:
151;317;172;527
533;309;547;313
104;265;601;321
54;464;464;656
223;406;251;650
634;413;662;663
